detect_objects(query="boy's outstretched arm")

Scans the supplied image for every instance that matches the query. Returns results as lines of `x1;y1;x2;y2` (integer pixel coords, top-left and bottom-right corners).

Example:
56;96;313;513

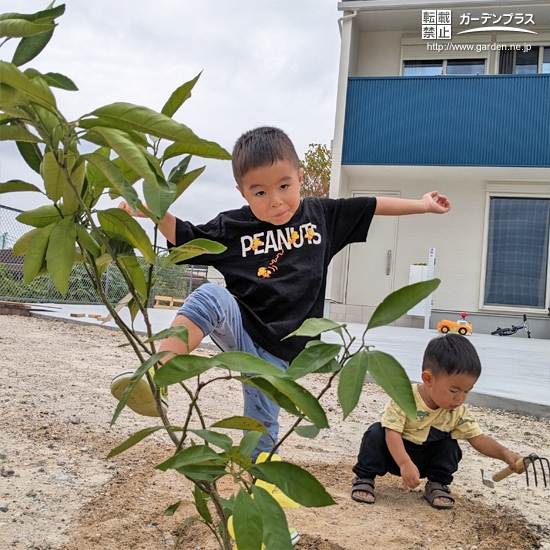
375;191;450;216
118;201;177;243
468;434;524;473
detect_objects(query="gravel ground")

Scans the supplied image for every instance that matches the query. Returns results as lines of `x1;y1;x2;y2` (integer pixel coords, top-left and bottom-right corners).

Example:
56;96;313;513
1;314;549;550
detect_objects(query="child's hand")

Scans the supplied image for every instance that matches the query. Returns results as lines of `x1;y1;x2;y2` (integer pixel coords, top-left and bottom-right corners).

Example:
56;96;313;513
118;201;147;218
400;461;421;490
504;451;526;474
423;191;451;214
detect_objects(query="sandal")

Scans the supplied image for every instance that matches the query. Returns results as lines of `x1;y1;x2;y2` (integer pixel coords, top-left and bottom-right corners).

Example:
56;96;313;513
351;477;375;504
423;481;455;509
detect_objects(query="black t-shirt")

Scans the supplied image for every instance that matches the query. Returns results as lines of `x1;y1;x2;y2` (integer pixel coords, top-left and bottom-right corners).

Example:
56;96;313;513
169;196;376;361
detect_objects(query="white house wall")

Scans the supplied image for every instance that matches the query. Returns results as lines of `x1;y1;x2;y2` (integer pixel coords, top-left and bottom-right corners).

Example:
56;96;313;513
329;163;550;335
357;31;403;75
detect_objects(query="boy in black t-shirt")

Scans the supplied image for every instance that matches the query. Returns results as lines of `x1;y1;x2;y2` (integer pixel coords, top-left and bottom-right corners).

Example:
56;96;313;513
111;126;451;461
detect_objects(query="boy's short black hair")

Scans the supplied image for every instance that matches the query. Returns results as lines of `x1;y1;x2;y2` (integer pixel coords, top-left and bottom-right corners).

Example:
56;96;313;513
232;126;300;185
422;333;482;378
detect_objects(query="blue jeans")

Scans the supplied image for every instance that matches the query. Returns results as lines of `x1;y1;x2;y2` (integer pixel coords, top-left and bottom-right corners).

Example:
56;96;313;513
177;283;289;461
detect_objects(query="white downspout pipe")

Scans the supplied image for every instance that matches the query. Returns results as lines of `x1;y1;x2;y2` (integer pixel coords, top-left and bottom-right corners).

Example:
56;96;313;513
337;9;358;35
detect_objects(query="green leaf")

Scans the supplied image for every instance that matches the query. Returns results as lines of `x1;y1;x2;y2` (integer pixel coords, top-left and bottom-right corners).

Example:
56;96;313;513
75;225;101;258
127;297;140;324
12;227;41;256
142;178;175;220
107;237;134;257
97;208;156;264
239;377;301;418
251;486;293;550
234;489;263;550
78;117;149;148
111;351;171;424
193;485;212;523
83;127;159;188
283;318;343;340
153;355;220;386
0;5;65;24
156;445;223;472
220;494;235;514
40;71;77;91
16;204;61;227
46;217;76;296
263;376;328;429
239;431;263;459
144;326;188;345
22;223;54;284
312;358;341;374
211;416;268;434
367;279;441;331
338;351;369;420
0;19;54;39
16;141;42;173
230;446;252;469
33;104;64;147
249;461;336;507
107;426;174;458
88;102;206;145
12;28;54;66
173;166;206;201
41;150;67;202
216;351;288;378
176;464;228;482
0;61;56;108
286;343;342;380
161;72;202;118
365;350;416;420
163;501;182;517
118;254;148;301
0;124;41;142
0;180;42;194
294;424;320;439
0;84;30;109
163;238;226;267
163;139;231;161
188;429;233;454
167;154;191;183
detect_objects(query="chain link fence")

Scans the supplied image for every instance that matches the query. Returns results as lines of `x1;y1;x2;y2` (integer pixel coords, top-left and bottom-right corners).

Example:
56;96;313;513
0;204;213;305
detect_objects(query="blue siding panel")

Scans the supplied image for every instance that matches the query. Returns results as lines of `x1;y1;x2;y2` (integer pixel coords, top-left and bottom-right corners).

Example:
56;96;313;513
342;75;550;167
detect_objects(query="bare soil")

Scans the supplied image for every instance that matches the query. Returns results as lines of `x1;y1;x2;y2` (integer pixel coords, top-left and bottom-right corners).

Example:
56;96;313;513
1;315;549;550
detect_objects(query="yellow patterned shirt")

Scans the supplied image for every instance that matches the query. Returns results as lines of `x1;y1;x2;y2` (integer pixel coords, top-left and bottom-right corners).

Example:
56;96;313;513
381;384;483;445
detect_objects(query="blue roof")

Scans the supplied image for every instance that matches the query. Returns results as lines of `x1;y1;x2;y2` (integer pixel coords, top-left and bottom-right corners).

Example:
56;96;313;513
342;74;550;167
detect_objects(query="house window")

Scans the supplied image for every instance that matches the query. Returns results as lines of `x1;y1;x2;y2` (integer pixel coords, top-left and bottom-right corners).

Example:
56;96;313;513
446;59;485;75
403;60;442;76
484;197;550;308
499;46;550;74
543;47;550;73
403;59;485;76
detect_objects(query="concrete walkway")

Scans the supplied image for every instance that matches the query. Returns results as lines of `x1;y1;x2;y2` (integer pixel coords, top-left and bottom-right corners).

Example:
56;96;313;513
31;303;550;418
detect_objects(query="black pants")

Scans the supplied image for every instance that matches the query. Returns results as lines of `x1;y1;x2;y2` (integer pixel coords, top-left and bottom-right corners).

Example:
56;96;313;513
352;422;462;485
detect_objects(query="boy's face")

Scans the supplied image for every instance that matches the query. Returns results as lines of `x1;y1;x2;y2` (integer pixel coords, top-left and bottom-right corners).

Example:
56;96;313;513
237;159;302;226
421;370;478;411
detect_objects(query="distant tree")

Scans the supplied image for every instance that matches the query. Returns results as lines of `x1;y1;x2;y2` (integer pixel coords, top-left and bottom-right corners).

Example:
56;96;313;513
299;143;332;198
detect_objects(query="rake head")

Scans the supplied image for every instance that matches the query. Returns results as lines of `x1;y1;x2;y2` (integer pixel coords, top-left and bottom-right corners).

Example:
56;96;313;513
523;454;550;488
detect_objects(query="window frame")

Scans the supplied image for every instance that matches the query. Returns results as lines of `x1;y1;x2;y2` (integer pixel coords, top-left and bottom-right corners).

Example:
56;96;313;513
403;58;486;76
499;45;550;74
479;186;550;314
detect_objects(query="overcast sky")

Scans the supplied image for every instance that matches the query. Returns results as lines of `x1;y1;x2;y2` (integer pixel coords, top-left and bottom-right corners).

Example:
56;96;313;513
0;0;342;230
